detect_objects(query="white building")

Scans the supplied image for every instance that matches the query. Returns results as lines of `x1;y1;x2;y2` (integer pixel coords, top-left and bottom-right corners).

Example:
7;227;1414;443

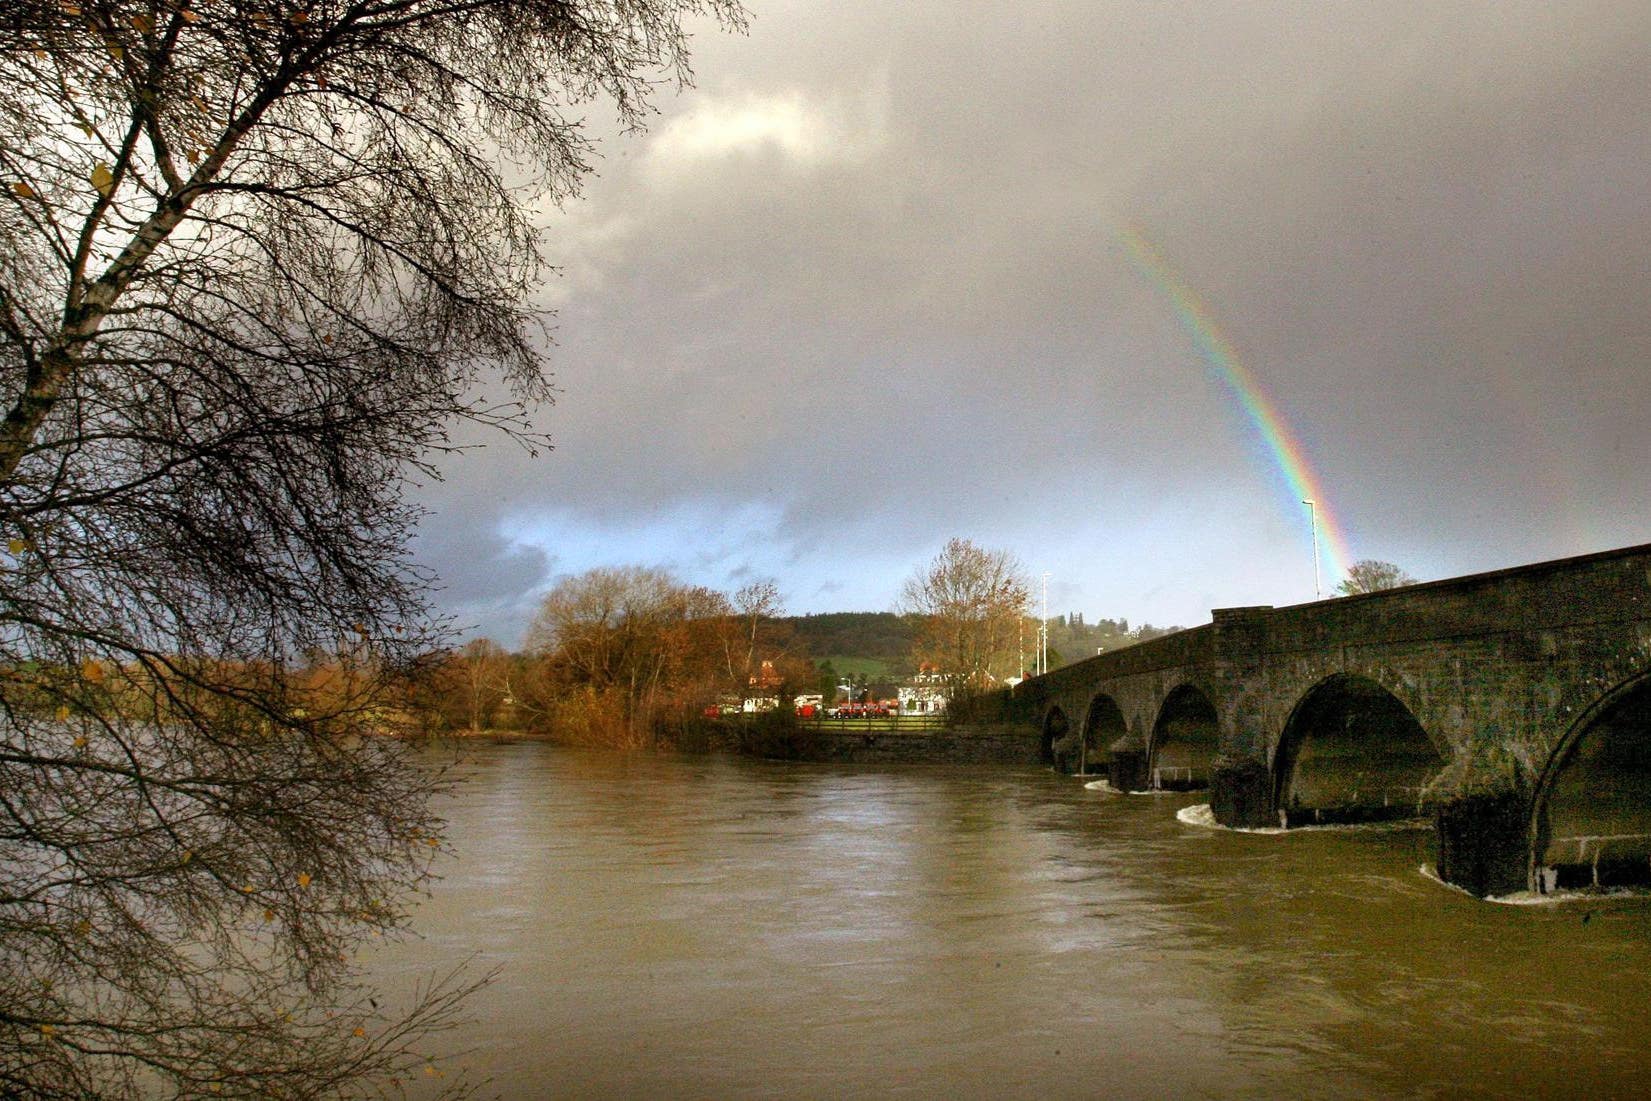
897;667;948;714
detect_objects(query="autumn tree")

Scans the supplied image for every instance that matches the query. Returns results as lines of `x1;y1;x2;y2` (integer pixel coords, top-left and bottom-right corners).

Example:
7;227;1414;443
1337;559;1418;595
899;538;1031;695
525;567;734;746
0;1;740;1096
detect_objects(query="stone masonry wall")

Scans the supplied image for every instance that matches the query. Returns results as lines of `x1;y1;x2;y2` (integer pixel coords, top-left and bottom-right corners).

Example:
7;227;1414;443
1014;543;1651;890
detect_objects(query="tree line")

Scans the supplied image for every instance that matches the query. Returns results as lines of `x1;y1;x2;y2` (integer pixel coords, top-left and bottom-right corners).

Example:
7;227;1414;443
414;570;810;747
414;546;1423;744
421;538;1132;742
418;541;1044;741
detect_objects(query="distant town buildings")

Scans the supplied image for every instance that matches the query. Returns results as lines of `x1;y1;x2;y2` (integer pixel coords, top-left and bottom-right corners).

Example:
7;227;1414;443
731;660;951;718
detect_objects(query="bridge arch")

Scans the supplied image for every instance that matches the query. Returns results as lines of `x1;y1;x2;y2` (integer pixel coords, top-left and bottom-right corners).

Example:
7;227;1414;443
1081;693;1127;775
1273;674;1444;827
1531;673;1651;891
1149;683;1218;791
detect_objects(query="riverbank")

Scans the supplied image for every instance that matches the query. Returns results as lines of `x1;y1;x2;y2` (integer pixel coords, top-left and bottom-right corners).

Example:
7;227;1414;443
730;719;1041;765
417;717;1044;765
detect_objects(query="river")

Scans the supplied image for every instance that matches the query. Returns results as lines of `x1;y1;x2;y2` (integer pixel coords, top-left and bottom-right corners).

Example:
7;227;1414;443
369;741;1651;1099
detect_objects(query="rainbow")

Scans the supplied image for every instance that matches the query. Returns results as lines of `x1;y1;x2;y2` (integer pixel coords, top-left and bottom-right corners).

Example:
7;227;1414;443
1119;226;1355;588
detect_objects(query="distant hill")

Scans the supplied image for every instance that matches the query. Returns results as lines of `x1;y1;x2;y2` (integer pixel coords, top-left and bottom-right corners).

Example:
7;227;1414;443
777;610;1184;680
782;612;920;676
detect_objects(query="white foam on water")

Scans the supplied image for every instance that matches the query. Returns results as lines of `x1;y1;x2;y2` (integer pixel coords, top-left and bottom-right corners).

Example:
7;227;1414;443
1177;803;1432;835
1176;803;1287;834
1419;864;1549;905
1083;778;1181;796
1417;863;1480;899
1417;863;1651;905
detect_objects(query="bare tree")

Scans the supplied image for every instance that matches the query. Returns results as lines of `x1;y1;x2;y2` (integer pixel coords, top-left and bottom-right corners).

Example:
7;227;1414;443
0;1;740;1096
899;538;1031;696
1337;559;1417;595
455;637;510;732
728;577;782;685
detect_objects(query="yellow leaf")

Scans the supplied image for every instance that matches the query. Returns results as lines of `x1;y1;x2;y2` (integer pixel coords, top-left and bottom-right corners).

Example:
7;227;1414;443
290;10;309;24
74;919;91;936
55;706;69;722
61;2;81;14
132;14;153;32
82;660;104;683
90;163;114;198
241;884;254;893
352;1026;366;1038
297;872;311;888
181;850;193;863
262;908;274;922
72;735;87;749
39;1023;54;1036
181;10;199;24
8;537;27;553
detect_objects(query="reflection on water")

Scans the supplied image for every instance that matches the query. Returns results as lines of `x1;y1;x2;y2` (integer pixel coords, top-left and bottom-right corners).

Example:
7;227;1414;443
369;743;1651;1099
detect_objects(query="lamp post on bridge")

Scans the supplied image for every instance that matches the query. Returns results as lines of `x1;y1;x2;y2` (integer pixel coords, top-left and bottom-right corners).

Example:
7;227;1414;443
1039;571;1050;676
1302;498;1321;599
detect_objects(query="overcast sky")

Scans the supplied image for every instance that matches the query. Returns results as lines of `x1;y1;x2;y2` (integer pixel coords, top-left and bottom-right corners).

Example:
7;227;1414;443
413;0;1651;646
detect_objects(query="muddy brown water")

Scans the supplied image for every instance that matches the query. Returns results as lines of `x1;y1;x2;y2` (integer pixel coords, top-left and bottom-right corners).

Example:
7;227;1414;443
369;742;1651;1099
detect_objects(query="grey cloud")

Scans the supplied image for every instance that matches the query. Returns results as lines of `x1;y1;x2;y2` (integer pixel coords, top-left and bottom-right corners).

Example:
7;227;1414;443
411;1;1651;641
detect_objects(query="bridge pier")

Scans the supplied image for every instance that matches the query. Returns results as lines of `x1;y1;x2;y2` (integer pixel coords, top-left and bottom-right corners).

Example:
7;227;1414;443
1107;735;1150;793
1435;792;1528;898
1211;756;1276;830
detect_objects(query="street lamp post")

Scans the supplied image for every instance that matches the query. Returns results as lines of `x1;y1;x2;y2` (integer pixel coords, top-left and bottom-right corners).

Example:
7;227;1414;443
1302;499;1321;599
1039;571;1050;676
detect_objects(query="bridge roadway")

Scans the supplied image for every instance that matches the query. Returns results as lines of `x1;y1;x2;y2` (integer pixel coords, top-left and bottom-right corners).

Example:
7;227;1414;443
1000;542;1651;897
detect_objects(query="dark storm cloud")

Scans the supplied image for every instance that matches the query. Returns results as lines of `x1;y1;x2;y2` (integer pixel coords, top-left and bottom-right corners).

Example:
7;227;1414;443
413;0;1651;642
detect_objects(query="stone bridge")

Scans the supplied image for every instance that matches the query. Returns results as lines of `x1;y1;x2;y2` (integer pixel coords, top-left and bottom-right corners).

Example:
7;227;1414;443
1001;543;1651;897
